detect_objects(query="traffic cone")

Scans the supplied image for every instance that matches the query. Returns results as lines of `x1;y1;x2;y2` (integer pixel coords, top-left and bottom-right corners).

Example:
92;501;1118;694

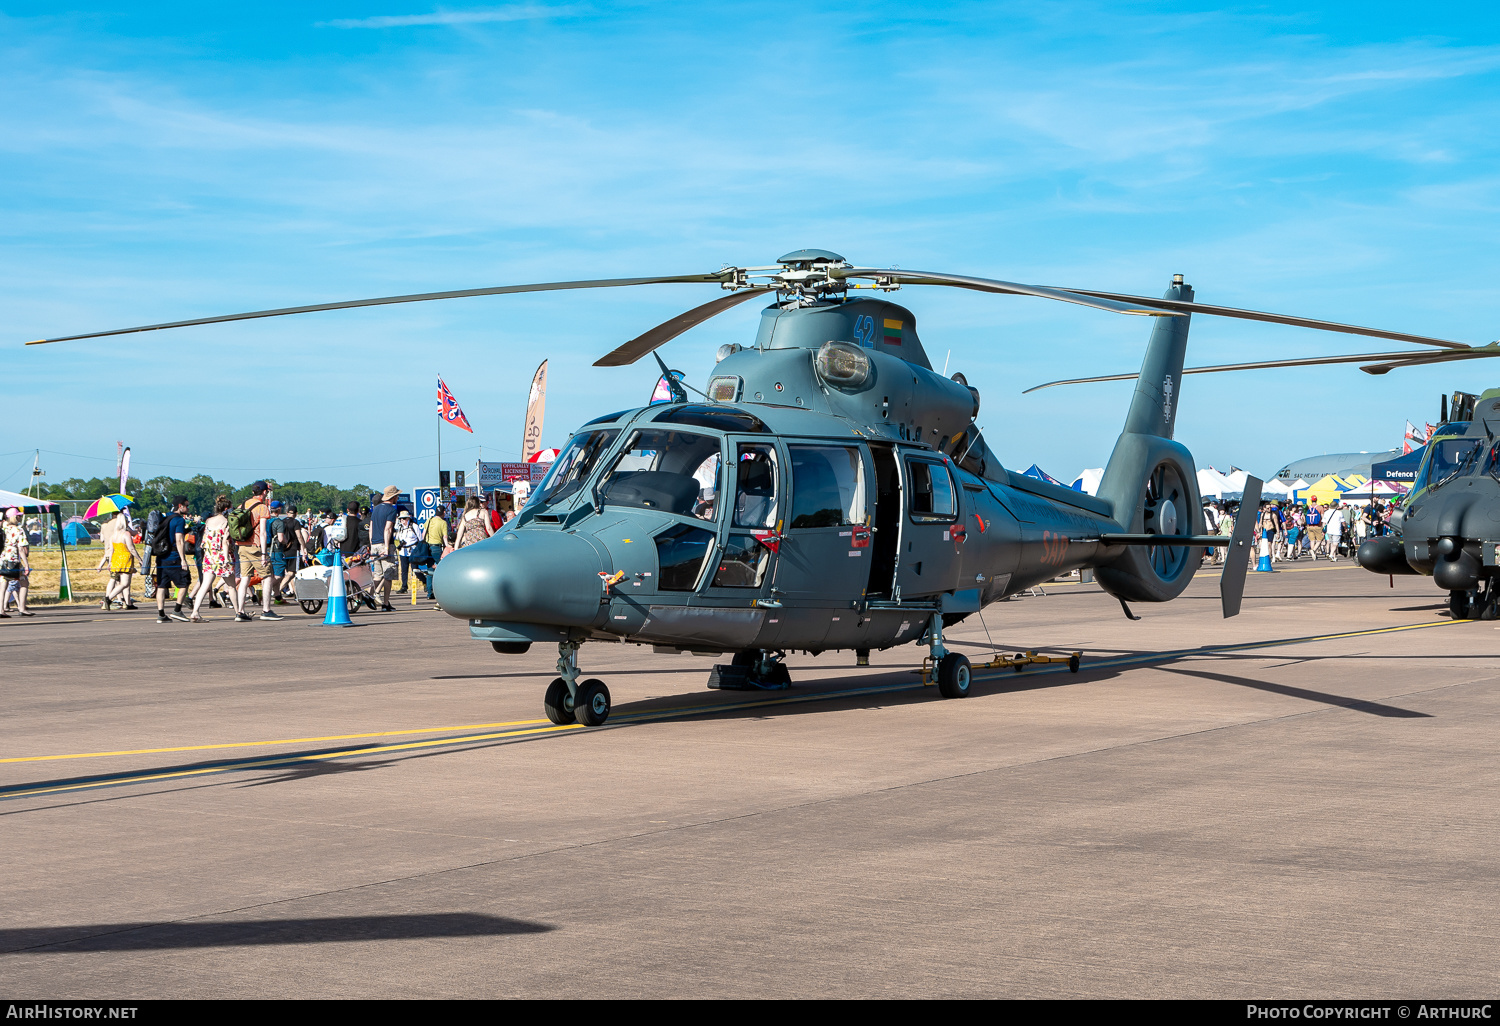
1255;536;1274;572
324;550;353;627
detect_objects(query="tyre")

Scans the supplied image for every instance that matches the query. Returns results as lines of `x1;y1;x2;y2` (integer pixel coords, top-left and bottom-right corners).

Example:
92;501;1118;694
1450;590;1471;620
937;652;972;698
299;599;324;615
1069;653;1080;674
544;677;575;725
491;640;531;655
574;678;611;726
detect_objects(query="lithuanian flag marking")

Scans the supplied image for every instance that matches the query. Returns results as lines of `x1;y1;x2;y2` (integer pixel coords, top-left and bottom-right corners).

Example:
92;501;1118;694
882;318;903;345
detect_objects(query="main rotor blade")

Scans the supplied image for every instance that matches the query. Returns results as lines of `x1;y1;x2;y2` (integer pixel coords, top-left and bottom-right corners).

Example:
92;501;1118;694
1357;346;1500;374
1057;289;1472;351
27;272;736;345
832;267;1182;318
1022;349;1499;393
594;287;773;367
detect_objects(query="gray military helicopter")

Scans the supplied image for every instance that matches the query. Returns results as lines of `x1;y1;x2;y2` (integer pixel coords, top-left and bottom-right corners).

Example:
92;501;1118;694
37;249;1481;726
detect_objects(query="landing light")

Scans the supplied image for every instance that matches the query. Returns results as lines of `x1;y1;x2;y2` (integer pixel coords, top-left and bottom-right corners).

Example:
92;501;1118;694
815;340;871;389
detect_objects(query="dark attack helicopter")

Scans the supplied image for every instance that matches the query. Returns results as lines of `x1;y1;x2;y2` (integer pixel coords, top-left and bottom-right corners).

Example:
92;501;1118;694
36;249;1487;726
1355;389;1500;619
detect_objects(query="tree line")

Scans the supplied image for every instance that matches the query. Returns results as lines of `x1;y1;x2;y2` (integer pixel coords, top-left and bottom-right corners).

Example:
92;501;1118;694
38;475;378;518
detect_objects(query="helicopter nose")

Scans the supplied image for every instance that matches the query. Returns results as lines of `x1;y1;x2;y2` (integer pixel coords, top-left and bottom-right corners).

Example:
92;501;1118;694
433;530;607;625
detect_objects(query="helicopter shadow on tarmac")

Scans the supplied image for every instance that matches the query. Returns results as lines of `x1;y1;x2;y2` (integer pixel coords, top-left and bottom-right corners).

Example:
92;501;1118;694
0;643;1435;809
0;913;554;954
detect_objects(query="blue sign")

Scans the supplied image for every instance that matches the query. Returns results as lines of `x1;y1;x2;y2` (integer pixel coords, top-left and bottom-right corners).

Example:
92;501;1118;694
415;488;441;526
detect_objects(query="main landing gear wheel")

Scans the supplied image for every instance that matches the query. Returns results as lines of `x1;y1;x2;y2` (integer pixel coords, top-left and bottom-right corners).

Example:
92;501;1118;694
1450;590;1471;620
574;679;611;726
299;599;323;615
544;677;576;725
936;652;972;699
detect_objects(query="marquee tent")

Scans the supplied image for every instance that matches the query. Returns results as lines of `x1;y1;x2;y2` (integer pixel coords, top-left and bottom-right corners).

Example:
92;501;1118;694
1294;474;1353;505
1341;480;1408;502
1023;464;1066;487
1071;468;1104;496
0;489;72;598
1197;467;1234;499
1371;447;1425;484
1261;478;1293;498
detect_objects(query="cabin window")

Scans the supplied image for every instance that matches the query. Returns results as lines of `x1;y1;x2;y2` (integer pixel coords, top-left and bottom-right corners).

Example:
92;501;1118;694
655;524;716;591
712;534;770;588
599;429;721;519
907;459;957;520
732;444;779;528
788;445;866;529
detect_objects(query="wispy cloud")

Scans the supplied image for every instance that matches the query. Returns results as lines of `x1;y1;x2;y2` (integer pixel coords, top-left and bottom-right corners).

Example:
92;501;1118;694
321;4;581;29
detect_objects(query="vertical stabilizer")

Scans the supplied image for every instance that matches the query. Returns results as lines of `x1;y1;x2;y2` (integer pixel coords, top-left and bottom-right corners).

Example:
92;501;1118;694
1093;276;1206;604
1120;276;1192;439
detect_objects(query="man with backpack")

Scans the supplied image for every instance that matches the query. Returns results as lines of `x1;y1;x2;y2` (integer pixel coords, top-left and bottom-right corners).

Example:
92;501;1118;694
266;500;304;606
230;480;283;622
150;496;193;623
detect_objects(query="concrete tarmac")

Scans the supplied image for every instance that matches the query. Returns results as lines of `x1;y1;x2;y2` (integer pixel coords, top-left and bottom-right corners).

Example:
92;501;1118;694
1;561;1496;998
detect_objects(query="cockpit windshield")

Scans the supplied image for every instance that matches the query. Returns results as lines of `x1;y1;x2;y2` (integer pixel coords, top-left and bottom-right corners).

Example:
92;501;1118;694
1414;437;1484;492
532;429;619;508
598;429;721;520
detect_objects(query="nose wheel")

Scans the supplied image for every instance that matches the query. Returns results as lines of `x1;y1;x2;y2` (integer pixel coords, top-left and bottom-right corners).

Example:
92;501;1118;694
544;641;612;726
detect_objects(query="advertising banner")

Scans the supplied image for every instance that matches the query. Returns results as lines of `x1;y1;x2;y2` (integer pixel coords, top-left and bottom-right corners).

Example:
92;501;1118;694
414;488;441;525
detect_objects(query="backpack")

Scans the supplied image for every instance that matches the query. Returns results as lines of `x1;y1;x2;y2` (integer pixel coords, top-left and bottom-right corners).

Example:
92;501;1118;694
275;516;299;551
147;510;173;558
227;500;259;543
325;516;348;544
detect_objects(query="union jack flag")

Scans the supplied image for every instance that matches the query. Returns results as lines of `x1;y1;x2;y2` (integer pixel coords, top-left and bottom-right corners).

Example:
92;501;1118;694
438;376;473;433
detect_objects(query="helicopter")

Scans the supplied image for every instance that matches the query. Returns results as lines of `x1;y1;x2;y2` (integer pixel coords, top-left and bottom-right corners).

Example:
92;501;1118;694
1353;389;1500;620
36;249;1485;727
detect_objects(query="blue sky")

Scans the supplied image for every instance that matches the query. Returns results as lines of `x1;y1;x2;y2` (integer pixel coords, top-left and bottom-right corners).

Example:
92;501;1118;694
4;1;1500;491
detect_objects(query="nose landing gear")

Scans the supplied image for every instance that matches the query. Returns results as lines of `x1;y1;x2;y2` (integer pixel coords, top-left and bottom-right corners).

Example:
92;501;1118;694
544;641;613;726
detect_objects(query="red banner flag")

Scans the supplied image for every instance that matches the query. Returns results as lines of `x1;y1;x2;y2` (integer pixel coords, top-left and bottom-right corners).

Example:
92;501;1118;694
438;377;473;433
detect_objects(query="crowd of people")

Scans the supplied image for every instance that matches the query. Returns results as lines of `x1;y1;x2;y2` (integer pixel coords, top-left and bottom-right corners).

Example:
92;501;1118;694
1202;497;1402;564
0;484;517;623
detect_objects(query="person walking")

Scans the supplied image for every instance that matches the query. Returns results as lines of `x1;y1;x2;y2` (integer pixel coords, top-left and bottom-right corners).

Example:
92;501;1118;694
417;506;448;601
231;481;282;621
395;509;421;594
368;486;401;611
454;494;493;549
96;508;140;610
0;507;34;617
266;500;303;605
152;496;193;623
1306;503;1324;560
190;495;248;621
1286;505;1304;561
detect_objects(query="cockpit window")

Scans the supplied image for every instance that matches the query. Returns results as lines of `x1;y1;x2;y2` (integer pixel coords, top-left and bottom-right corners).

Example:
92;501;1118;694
599;429;721;519
532;429;619;507
1415;437;1483;491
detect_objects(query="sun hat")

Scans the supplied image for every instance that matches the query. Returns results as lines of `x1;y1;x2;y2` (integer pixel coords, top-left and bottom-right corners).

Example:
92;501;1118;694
382;485;400;501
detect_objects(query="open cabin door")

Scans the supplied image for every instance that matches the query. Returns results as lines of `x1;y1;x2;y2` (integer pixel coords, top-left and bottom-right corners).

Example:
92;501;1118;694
865;442;902;599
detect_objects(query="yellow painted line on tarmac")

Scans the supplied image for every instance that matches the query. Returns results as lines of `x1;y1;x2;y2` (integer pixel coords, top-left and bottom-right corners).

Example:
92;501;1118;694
0;718;552;765
1;722;581;800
